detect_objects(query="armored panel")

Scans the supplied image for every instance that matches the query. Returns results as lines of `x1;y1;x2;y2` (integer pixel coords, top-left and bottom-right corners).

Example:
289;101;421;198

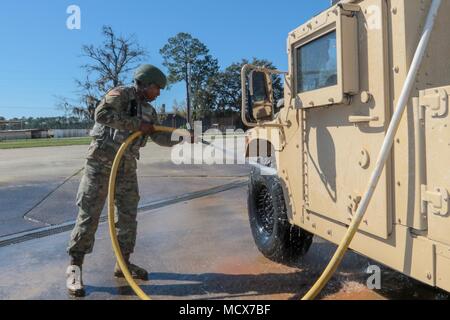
421;86;450;244
297;0;392;239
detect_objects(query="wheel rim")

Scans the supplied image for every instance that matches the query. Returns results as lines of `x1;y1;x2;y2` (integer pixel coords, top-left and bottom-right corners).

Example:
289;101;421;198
255;185;275;237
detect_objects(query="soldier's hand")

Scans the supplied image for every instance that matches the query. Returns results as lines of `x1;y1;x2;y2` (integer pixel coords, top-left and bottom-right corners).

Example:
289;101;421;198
139;121;156;135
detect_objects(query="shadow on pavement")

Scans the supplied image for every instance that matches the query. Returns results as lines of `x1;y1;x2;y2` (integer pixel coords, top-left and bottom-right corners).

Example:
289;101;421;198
80;240;450;300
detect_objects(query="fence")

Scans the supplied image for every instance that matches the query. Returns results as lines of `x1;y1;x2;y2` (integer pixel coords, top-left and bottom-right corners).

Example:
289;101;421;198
49;129;91;138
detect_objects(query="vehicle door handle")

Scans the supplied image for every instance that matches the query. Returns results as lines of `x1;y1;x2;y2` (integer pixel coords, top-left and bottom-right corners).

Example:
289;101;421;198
348;115;379;123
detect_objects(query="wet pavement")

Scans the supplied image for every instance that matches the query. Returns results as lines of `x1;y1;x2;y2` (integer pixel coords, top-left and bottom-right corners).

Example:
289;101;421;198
0;186;449;300
0;143;449;300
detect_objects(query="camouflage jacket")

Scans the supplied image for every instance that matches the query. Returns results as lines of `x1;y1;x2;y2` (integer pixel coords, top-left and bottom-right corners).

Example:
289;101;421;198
87;86;176;165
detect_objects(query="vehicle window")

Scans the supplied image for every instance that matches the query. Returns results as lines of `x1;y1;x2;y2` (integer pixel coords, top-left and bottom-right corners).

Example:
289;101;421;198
296;31;337;93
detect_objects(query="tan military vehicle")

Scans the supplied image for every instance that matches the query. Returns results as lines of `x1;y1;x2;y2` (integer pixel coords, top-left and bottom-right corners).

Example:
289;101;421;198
242;0;450;293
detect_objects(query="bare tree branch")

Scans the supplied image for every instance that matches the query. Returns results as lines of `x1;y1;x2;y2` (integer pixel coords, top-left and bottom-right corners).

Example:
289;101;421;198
60;25;148;120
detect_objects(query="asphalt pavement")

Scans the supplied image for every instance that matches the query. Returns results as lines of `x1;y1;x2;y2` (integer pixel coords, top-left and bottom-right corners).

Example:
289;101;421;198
0;142;448;300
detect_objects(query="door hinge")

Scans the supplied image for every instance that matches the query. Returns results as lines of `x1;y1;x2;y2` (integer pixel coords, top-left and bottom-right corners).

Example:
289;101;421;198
421;185;449;217
419;88;448;118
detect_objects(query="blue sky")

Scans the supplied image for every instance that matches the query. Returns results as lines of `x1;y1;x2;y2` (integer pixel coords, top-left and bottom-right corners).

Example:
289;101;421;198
0;0;329;119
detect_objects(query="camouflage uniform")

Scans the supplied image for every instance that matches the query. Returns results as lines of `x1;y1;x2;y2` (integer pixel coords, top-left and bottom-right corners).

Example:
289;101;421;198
68;86;176;258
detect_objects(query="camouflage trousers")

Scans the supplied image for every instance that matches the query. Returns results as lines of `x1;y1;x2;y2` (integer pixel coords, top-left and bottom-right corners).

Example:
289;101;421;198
67;157;140;257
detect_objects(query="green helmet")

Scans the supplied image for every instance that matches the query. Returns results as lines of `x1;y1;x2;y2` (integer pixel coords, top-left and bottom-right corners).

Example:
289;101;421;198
134;64;167;89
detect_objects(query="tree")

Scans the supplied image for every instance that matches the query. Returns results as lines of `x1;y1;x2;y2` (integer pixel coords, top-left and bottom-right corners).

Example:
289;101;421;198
2;116;91;130
171;99;187;118
157;104;166;115
214;58;284;115
59;26;147;120
190;55;220;120
0;116;6;130
160;33;219;124
155;104;167;123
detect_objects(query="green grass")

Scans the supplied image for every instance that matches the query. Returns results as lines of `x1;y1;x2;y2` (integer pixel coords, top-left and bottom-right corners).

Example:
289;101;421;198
0;137;91;149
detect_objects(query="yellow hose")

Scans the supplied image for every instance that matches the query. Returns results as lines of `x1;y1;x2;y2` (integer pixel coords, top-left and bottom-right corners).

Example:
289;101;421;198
107;126;179;300
106;127;349;301
301;0;441;299
106;128;361;301
301;217;363;300
105;128;371;301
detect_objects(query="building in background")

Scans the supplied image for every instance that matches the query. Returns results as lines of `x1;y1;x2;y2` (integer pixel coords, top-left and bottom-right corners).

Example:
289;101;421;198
0;129;50;141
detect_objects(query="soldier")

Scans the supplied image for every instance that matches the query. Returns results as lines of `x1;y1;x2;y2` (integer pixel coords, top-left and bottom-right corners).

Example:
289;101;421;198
66;64;192;297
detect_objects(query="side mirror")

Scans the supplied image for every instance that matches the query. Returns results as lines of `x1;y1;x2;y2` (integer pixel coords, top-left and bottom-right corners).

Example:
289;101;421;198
249;71;273;121
250;71;271;102
241;64;286;127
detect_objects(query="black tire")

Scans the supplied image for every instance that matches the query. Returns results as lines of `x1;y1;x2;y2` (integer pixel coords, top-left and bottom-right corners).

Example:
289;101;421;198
247;168;313;262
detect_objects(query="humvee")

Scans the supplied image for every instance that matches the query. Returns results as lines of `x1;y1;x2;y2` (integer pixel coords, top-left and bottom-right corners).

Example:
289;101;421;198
242;0;450;293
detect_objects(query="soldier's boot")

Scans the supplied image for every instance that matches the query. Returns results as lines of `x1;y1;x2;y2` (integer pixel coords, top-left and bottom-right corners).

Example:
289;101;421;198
114;254;148;280
66;254;85;297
